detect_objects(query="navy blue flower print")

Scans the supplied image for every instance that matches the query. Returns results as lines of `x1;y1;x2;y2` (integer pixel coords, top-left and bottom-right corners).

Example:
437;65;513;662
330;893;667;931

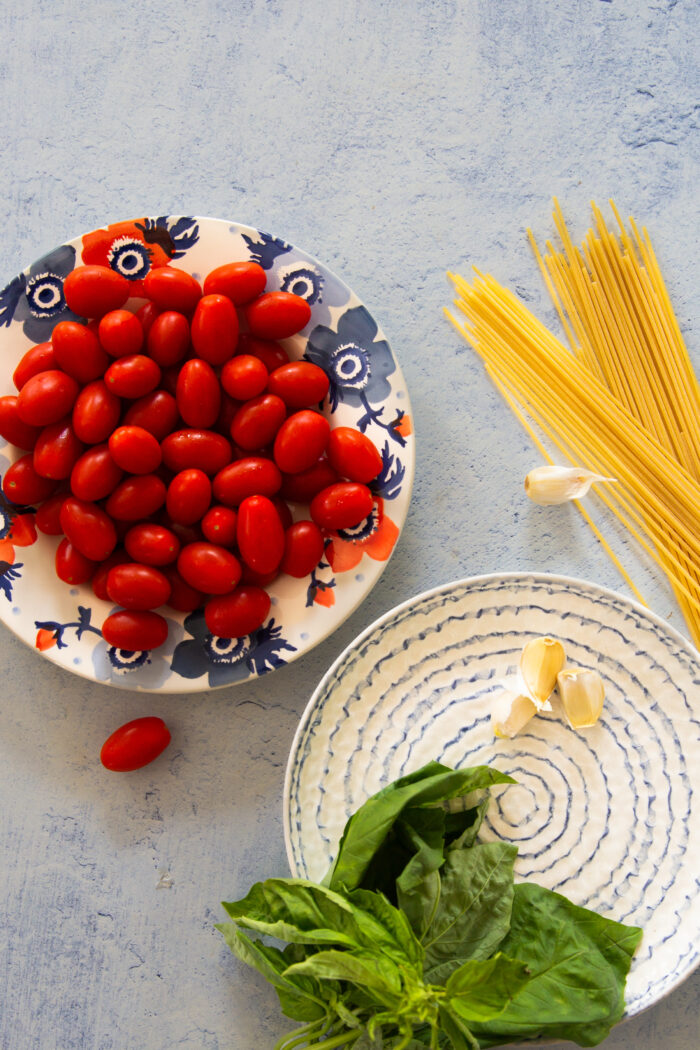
242;231;292;269
305;305;404;444
170;609;296;686
0;244;79;341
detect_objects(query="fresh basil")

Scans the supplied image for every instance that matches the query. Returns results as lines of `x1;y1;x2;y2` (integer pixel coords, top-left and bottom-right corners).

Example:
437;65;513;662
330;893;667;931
218;762;642;1049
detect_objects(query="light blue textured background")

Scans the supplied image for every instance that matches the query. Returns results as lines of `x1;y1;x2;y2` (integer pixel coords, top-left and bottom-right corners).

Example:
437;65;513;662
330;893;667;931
1;2;698;1049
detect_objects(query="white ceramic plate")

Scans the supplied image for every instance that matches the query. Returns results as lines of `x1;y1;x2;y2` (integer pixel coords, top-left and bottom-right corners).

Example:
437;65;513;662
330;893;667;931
284;572;700;1020
0;216;414;690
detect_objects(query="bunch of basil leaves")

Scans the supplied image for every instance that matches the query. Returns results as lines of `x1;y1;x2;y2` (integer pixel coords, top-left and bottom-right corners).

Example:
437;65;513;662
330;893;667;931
218;762;642;1049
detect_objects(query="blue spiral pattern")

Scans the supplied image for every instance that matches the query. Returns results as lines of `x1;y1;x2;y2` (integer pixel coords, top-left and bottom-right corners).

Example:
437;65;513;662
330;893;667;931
283;573;700;1018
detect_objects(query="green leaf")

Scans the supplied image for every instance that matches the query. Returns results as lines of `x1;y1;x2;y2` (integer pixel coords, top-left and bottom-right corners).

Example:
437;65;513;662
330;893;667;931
437;1005;480;1050
284;948;403;1003
467;882;643;1047
348;887;424;970
445;796;491;852
222;878;419;965
445;953;531;1022
325;762;515;895
422;844;517;979
215;924;327;1022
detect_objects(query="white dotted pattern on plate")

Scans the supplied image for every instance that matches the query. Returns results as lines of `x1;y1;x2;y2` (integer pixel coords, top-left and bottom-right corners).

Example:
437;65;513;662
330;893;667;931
284;572;700;1020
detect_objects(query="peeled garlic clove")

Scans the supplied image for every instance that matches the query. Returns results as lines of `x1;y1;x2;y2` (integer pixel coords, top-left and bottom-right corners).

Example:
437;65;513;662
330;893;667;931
557;668;605;728
491;689;538;738
524;465;616;506
520;636;566;708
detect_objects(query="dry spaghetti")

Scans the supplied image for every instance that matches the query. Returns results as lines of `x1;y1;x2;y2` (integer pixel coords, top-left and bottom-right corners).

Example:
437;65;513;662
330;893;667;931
446;201;700;648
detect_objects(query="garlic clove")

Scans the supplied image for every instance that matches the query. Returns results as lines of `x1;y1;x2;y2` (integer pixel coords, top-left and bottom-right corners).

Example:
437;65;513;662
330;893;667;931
556;667;605;728
524;465;616;506
520;636;566;708
491;689;538;739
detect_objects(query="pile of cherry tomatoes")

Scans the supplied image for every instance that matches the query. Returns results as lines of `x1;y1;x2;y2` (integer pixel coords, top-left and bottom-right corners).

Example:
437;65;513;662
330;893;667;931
0;260;382;650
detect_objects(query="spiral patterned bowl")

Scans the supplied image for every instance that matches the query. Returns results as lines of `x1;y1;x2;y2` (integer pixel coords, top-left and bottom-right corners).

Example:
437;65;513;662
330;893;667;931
284;572;700;1020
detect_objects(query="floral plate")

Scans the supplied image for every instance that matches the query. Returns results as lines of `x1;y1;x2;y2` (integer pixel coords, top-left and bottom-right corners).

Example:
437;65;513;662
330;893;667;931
284;572;700;1020
0;216;414;690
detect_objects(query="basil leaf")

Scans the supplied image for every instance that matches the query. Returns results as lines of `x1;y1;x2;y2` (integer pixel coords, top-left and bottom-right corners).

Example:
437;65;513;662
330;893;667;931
285;948;403;1002
467;882;643;1046
445;953;531;1022
215;925;327;1022
348;887;424;970
422;843;517;979
325;762;515;894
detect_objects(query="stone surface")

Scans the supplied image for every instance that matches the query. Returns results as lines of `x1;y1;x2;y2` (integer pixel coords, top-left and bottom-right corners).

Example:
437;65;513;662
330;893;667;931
0;1;698;1047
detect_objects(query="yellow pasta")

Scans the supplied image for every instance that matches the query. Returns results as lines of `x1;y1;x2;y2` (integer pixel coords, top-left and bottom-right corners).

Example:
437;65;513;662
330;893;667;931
446;201;700;647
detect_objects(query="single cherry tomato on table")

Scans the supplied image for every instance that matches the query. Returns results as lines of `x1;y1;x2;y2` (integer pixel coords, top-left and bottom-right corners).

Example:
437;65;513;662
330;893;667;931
176;358;221;428
220;354;268;401
230;393;286;451
142;267;202;313
122;389;179;441
166;468;212;525
327;426;383;482
105;474;167;521
60;496;118;561
35;492;68;535
106;563;172;610
71;380;122;444
212;456;282;506
101;610;169;651
280;520;325;577
108;425;162;474
100;716;171;772
12;341;56;390
124;523;181;566
146;310;191;366
202;261;266;304
105;354;161;398
177;541;242;595
160;428;232;476
201;505;238;547
17;369;80;426
0;396;41;449
63;265;131;317
33;419;84;479
2;454;57;504
70;444;123;502
55;537;97;584
266;361;330;408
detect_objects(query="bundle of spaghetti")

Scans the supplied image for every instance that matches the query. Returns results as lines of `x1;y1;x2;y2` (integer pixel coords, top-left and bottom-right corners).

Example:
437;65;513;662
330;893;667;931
446;264;700;647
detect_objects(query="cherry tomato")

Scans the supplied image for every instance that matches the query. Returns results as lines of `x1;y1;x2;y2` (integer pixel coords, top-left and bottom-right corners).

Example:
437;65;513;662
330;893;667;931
266;361;330;408
175;358;221;428
122;389;178;441
33;420;84;479
160;429;232;475
98;309;144;357
72;380;122;444
106;563;172;610
17;369;80;426
279;457;338;502
135;300;160;336
142;267;202;313
91;549;130;600
204;585;270;637
12;341;56;390
0;396;41;449
201;505;238;546
70;444;123;501
230;393;286;450
101;610;169;651
190;294;239;365
212;457;282;506
124;523;180;566
280;520;325;577
35;492;68;535
52;321;110;383
327;426;383;482
106;474;167;520
63;265;131;317
60;496;118;561
244;291;311;340
108;425;162;474
220;354;268;400
310;482;374;530
55;537;97;584
161;564;205;612
146;310;191;366
100;716;171;772
202;261;267;304
238;334;290;371
236;494;285;574
165;468;211;525
273;410;330;474
177;541;242;594
2;453;57;504
105;354;161;398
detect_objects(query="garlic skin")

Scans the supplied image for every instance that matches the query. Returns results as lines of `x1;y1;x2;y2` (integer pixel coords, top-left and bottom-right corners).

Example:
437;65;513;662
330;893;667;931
491;688;538;739
557;668;605;728
520;636;566;709
524;465;616;506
